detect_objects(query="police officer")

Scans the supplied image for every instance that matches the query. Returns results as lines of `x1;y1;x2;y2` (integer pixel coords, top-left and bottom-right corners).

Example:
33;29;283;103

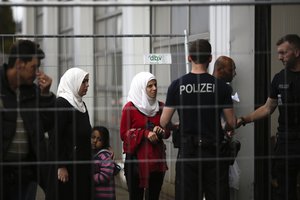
237;34;300;200
160;39;237;200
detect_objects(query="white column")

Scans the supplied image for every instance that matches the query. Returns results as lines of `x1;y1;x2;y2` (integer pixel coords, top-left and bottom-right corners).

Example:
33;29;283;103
209;2;230;74
22;7;35;35
122;0;150;104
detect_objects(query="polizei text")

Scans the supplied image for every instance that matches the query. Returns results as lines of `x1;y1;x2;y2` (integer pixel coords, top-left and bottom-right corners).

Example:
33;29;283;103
179;83;215;95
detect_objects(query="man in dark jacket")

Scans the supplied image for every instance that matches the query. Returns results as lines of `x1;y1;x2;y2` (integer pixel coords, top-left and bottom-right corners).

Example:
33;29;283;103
238;34;300;200
0;40;55;200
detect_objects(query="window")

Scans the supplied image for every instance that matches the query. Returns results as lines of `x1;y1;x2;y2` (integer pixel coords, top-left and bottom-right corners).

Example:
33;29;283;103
152;0;209;80
58;5;74;75
94;5;122;152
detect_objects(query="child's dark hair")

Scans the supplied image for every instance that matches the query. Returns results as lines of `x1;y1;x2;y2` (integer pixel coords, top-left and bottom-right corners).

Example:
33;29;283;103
92;126;110;149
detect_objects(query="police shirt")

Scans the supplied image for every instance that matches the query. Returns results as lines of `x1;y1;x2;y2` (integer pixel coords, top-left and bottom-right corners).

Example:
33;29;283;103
270;69;300;132
165;73;233;142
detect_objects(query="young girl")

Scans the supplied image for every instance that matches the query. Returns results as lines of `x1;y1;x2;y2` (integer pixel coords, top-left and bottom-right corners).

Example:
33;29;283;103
91;126;116;200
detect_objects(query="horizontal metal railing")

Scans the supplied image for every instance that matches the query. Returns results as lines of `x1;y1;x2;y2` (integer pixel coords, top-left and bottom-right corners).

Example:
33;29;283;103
0;0;299;7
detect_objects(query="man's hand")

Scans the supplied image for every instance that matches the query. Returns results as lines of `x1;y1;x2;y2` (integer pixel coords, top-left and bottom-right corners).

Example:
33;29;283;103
36;71;52;95
153;126;165;139
236;117;246;128
226;130;235;137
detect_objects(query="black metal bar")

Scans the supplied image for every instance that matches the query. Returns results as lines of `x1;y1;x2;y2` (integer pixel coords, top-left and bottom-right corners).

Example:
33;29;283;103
0;0;299;7
0;34;185;38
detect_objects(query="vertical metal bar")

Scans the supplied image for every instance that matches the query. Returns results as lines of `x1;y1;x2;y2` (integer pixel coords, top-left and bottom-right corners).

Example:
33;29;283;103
184;29;189;74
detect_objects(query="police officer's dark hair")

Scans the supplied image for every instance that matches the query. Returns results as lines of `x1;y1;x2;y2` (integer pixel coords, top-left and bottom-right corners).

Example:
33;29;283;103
7;39;45;68
92;126;110;149
188;39;211;65
276;34;300;50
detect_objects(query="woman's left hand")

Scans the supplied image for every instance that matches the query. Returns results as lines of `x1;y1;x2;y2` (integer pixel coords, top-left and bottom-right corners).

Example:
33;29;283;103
147;131;159;143
58;167;69;183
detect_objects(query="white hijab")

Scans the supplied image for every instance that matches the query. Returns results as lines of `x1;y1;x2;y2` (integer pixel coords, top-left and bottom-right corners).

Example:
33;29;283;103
57;67;88;113
127;72;159;117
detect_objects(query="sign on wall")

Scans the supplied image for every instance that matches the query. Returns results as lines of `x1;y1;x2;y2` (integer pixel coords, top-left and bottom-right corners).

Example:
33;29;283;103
143;53;172;65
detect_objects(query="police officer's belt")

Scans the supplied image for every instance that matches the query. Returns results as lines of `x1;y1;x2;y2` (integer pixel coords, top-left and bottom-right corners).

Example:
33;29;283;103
181;135;218;148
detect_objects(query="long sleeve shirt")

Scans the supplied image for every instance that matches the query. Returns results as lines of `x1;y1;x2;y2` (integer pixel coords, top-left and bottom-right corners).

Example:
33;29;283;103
93;149;116;200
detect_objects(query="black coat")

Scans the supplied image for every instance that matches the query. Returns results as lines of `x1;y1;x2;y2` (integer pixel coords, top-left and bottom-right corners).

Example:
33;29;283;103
0;64;56;191
46;97;92;200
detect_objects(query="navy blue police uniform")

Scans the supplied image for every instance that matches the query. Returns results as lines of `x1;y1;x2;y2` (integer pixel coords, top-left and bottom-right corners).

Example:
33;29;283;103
270;68;300;200
165;72;233;200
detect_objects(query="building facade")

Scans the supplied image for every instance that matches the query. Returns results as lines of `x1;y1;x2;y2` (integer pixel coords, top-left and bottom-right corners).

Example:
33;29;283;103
14;1;300;199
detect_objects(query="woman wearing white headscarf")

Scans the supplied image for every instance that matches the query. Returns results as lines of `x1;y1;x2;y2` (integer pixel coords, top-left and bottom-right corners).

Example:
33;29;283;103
46;67;92;200
120;71;170;200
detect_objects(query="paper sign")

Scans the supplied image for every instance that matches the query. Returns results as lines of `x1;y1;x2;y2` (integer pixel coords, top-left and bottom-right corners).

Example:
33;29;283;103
144;54;172;64
232;92;240;103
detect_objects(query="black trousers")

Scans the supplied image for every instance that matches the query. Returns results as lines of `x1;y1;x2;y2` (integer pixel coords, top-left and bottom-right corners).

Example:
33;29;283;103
175;146;230;200
124;154;165;200
1;166;37;200
272;140;300;200
45;163;92;200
